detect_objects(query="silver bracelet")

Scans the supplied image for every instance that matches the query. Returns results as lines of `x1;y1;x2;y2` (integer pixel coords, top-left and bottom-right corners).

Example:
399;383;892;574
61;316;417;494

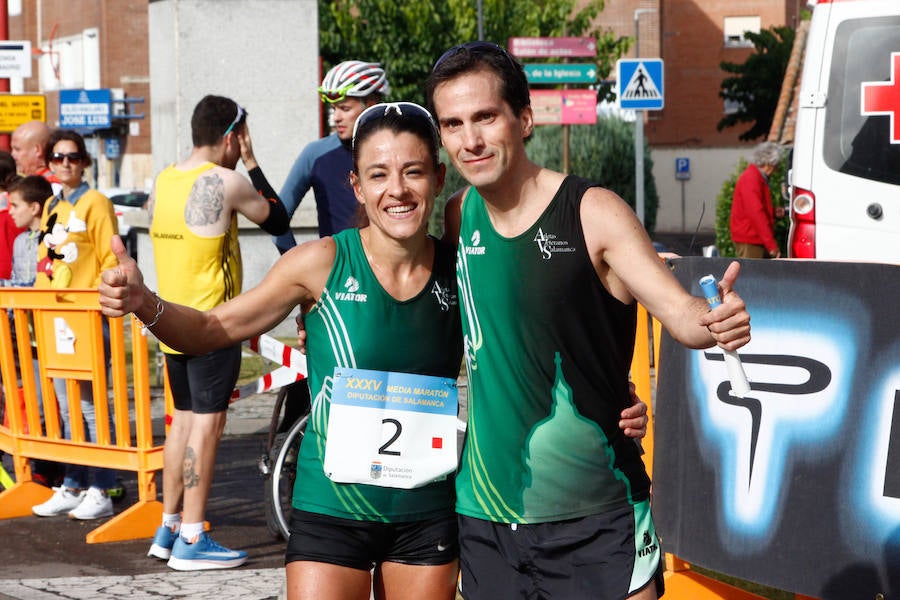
140;291;164;333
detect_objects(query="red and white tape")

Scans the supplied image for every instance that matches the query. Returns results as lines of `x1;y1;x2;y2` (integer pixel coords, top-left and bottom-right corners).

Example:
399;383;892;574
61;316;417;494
231;334;307;401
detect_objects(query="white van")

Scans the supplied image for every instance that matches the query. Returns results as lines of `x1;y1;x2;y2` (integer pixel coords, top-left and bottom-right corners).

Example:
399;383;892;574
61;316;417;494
788;0;900;261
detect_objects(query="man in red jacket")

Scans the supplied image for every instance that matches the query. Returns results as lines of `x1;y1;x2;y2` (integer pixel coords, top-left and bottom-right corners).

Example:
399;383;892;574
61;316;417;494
729;141;783;258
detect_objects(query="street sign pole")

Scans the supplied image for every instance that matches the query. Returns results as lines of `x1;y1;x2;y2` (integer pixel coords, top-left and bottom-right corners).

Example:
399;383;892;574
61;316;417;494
617;57;664;226
635;110;644;226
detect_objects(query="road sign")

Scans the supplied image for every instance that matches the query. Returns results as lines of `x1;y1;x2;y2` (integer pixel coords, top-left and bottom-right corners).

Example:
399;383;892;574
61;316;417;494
105;137;121;160
531;89;597;125
675;157;691;180
509;37;596;58
0;94;46;133
617;59;664;110
59;88;112;129
524;63;597;84
0;41;32;78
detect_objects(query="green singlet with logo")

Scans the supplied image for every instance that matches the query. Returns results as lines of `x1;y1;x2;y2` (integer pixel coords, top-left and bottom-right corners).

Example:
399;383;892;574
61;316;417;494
293;229;463;522
455;176;650;524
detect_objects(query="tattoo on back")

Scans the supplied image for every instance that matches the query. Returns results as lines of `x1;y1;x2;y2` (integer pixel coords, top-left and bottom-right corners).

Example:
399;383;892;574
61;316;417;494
185;173;225;226
183;446;201;488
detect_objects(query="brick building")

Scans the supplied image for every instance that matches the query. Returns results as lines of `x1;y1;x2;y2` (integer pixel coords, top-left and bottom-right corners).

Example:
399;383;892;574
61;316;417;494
7;0;153;191
4;0;807;232
591;0;805;231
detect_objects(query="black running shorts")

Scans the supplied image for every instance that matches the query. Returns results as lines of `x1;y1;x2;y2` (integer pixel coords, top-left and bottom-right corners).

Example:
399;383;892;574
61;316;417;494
164;344;242;414
285;509;459;570
458;500;664;599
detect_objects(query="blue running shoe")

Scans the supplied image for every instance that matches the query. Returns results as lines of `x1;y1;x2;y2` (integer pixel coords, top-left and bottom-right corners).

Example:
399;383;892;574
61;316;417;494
166;532;248;571
147;525;178;560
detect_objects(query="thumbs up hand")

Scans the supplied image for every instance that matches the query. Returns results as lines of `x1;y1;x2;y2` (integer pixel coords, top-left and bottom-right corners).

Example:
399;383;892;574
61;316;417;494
99;234;148;318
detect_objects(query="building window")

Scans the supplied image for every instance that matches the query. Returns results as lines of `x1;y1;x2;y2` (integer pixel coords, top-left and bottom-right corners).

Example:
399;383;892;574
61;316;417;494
723;98;744;115
724;16;761;47
38;29;101;92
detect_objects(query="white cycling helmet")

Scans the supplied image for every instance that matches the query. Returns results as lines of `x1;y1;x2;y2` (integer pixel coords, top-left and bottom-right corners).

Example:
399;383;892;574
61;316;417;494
319;61;390;104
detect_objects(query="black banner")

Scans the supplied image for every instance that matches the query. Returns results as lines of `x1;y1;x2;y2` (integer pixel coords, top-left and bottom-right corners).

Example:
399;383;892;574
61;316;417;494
654;257;900;599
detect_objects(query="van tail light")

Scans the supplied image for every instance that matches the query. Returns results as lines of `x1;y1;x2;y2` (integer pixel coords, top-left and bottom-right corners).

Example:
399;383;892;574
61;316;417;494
789;187;816;258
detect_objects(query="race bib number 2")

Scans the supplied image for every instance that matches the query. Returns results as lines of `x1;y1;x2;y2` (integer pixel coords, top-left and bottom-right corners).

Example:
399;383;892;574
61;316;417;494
323;367;458;489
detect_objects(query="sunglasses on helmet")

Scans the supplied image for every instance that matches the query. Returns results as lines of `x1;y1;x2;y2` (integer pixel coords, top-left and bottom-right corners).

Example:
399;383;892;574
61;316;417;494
318;83;357;105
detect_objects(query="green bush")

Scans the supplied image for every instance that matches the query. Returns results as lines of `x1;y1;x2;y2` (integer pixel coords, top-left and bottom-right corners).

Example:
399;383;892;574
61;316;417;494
527;119;659;235
714;157;789;257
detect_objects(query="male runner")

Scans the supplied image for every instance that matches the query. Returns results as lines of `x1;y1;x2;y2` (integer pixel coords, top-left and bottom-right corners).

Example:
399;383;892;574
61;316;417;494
274;60;390;253
146;95;289;571
426;42;751;600
274;60;391;428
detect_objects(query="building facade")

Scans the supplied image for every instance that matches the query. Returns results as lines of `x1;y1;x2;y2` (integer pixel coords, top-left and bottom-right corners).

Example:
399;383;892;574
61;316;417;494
7;0;153;191
591;0;805;232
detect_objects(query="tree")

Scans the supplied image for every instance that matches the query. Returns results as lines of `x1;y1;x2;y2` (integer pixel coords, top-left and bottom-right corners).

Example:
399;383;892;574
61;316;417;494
318;0;630;107
717;26;795;141
527;119;659;235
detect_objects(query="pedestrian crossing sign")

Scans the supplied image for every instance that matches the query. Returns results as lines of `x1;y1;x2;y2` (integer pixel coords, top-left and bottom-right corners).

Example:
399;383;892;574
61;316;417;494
616;58;664;110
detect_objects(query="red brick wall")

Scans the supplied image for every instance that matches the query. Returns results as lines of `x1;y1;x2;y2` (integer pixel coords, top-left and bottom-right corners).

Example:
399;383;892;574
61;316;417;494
649;0;799;148
8;0;150;154
578;0;805;148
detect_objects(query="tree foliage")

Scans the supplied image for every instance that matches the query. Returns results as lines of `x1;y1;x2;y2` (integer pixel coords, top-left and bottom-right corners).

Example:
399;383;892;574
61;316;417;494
527;120;658;234
717;26;795;141
318;0;630;106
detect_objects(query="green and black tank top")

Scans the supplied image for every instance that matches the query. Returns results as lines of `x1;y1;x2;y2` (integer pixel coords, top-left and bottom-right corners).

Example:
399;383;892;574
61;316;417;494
455;175;648;523
293;228;463;522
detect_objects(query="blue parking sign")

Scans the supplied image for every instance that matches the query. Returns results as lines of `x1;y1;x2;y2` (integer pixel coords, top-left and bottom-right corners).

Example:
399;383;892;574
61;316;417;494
675;157;691;180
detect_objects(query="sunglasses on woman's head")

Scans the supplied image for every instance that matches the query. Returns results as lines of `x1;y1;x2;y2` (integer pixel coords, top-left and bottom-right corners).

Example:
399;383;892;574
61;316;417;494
351;102;438;148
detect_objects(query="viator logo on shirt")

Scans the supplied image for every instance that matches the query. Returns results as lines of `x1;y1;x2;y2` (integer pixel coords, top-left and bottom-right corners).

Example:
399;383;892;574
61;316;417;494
335;275;367;302
464;230;486;255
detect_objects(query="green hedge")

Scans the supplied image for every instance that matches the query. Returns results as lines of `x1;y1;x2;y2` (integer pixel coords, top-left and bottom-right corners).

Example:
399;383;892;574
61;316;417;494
527;119;659;235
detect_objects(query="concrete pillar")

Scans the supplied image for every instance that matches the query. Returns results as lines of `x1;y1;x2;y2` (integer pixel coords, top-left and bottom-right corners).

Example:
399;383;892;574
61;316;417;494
145;0;320;335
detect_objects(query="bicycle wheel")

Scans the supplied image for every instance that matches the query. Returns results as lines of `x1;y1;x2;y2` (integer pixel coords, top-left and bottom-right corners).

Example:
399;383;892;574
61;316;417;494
264;414;307;540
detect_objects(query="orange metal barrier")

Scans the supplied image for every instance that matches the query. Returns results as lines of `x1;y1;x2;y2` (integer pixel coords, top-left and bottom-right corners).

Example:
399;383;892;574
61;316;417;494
0;288;165;543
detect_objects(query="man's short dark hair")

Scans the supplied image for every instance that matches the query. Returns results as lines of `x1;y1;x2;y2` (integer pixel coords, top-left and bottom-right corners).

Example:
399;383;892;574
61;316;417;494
191;95;246;147
425;42;530;118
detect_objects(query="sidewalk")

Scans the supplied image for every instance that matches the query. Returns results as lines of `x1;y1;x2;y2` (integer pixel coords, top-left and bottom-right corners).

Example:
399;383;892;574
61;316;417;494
0;392;288;600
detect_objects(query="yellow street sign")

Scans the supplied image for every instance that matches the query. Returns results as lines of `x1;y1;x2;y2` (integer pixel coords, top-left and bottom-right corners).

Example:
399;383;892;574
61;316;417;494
0;94;47;133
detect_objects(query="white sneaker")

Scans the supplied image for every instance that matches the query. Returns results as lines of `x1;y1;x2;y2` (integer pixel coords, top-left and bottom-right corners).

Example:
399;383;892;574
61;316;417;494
33;486;85;517
68;487;113;520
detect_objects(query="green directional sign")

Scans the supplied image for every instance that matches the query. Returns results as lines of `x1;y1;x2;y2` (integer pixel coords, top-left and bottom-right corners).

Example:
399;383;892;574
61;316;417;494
524;63;597;84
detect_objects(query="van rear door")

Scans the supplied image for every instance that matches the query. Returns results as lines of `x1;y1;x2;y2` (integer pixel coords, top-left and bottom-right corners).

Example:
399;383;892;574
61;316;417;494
790;2;900;262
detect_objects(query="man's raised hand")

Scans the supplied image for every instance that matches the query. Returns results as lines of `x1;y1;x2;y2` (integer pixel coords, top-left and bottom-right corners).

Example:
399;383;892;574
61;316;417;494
98;234;146;318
